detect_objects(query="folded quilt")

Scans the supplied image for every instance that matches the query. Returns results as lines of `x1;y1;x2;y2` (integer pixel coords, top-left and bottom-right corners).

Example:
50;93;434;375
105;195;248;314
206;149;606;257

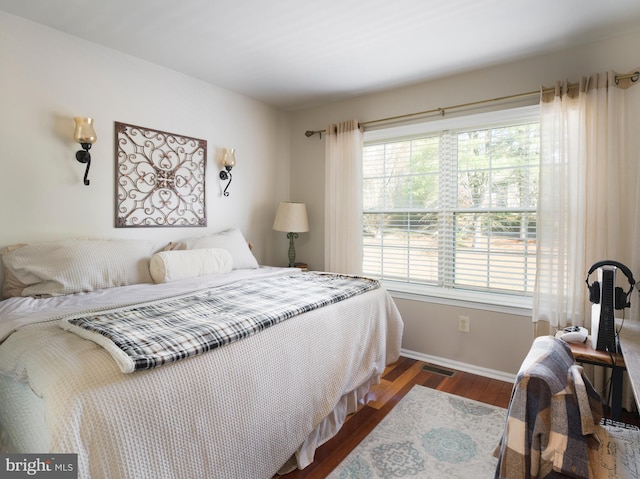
60;272;379;373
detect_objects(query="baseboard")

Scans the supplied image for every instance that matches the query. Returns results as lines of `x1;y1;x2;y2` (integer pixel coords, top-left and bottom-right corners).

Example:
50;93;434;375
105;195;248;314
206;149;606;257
400;348;517;384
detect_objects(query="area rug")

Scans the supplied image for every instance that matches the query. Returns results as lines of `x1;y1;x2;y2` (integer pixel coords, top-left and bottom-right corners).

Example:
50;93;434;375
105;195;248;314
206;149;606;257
327;385;507;479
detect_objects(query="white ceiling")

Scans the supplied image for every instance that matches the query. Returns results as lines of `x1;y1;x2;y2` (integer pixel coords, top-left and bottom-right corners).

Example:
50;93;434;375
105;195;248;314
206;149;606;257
2;0;640;110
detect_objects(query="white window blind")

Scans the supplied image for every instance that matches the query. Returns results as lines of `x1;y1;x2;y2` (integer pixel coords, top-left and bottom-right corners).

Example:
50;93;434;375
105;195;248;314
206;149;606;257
363;106;539;297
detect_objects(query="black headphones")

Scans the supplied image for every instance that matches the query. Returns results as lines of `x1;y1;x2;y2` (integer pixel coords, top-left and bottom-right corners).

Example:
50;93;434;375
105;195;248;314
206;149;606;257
585;260;635;310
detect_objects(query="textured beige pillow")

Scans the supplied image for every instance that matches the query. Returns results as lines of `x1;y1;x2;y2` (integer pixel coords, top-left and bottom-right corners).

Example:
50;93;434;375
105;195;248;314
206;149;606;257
0;244;27;299
171;228;259;270
1;239;155;298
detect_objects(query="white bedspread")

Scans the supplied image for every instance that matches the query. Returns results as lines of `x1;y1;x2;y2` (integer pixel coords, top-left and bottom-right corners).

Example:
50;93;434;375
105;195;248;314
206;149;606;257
0;268;403;479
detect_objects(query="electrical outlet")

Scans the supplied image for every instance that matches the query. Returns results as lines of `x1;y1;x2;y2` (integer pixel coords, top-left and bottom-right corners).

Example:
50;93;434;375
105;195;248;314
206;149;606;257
458;315;470;333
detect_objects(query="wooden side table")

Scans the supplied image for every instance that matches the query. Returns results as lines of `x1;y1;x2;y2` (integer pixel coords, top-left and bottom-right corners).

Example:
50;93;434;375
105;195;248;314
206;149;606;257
557;335;625;421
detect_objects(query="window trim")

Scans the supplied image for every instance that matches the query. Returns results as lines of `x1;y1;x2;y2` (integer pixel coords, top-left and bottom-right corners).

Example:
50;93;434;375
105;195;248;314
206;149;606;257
382;280;533;316
363;105;540;311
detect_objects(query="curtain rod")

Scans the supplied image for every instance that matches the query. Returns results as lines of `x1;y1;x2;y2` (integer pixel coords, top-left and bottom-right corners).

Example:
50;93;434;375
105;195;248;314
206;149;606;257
304;90;537;137
304;71;640;138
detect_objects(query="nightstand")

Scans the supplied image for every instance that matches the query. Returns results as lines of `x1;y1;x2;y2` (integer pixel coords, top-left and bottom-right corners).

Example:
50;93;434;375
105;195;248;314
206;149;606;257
293;262;308;272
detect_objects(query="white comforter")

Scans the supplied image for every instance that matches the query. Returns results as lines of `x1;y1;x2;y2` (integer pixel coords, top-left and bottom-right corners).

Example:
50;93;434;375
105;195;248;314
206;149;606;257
0;267;403;479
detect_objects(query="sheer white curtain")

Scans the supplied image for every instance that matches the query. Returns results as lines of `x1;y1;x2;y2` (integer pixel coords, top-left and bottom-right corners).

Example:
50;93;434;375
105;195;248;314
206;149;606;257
534;70;640;411
324;119;364;274
533;81;588;334
534;70;640;334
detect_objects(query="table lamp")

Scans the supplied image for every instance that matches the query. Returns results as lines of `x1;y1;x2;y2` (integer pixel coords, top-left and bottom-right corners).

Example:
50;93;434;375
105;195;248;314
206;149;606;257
273;202;309;267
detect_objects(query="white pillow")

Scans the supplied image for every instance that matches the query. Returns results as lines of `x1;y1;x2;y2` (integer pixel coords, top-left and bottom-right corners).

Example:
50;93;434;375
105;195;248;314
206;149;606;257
149;248;233;283
1;239;155;297
179;228;259;270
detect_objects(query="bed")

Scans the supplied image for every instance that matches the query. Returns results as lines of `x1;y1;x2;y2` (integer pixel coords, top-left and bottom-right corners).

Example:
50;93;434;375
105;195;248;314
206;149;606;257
0;231;403;479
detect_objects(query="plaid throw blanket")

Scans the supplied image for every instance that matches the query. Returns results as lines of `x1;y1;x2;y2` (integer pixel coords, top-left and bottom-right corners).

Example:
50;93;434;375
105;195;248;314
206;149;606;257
494;336;603;479
60;273;379;373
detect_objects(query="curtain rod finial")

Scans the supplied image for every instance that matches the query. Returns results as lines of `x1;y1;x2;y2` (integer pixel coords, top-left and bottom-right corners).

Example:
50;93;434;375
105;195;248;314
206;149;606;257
304;130;324;139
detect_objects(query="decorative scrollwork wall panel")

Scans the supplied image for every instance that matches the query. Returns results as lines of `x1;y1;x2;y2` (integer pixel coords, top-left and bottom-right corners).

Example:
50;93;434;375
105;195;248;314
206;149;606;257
115;122;207;228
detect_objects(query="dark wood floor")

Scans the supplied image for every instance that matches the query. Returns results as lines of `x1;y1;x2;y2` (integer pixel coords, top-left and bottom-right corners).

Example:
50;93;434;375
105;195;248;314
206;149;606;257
280;356;512;479
280;356;640;479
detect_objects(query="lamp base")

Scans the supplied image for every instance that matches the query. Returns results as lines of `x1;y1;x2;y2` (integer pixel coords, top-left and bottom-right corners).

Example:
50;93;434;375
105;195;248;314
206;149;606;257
219;166;232;196
286;232;299;267
75;145;92;186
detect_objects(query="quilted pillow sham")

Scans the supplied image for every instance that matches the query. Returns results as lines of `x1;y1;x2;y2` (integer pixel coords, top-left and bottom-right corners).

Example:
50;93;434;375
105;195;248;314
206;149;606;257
149;248;233;284
168;228;259;270
1;238;155;298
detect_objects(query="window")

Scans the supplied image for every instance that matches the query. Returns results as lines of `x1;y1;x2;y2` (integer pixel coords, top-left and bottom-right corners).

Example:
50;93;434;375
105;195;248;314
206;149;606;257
362;106;539;303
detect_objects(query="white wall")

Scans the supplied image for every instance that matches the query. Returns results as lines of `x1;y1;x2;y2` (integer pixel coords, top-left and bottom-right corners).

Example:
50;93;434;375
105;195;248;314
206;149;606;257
288;29;640;377
0;11;291;268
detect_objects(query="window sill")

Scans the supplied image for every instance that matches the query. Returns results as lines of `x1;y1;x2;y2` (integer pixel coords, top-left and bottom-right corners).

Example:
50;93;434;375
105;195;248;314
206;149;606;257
381;280;532;317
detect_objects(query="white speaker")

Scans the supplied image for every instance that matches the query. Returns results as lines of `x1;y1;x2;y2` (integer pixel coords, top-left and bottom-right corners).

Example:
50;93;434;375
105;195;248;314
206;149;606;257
590;265;618;352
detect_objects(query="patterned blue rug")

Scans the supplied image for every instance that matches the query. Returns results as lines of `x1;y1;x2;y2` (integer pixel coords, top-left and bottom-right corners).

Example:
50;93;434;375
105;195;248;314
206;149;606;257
328;385;507;479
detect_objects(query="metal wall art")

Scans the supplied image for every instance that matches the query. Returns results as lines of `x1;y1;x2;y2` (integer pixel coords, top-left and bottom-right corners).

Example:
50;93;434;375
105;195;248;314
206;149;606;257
115;122;207;227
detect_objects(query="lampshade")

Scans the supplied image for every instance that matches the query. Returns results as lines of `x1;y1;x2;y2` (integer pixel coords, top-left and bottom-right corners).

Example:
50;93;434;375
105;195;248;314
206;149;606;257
273;202;309;233
73;117;97;144
222;148;236;167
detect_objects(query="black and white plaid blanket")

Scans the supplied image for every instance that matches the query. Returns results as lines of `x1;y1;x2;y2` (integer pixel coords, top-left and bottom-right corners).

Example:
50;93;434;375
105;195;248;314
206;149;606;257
60;272;379;373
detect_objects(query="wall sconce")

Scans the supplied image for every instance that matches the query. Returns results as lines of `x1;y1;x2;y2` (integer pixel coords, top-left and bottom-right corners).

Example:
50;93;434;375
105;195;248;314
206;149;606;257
73;117;97;186
273;202;309;267
219;148;236;197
